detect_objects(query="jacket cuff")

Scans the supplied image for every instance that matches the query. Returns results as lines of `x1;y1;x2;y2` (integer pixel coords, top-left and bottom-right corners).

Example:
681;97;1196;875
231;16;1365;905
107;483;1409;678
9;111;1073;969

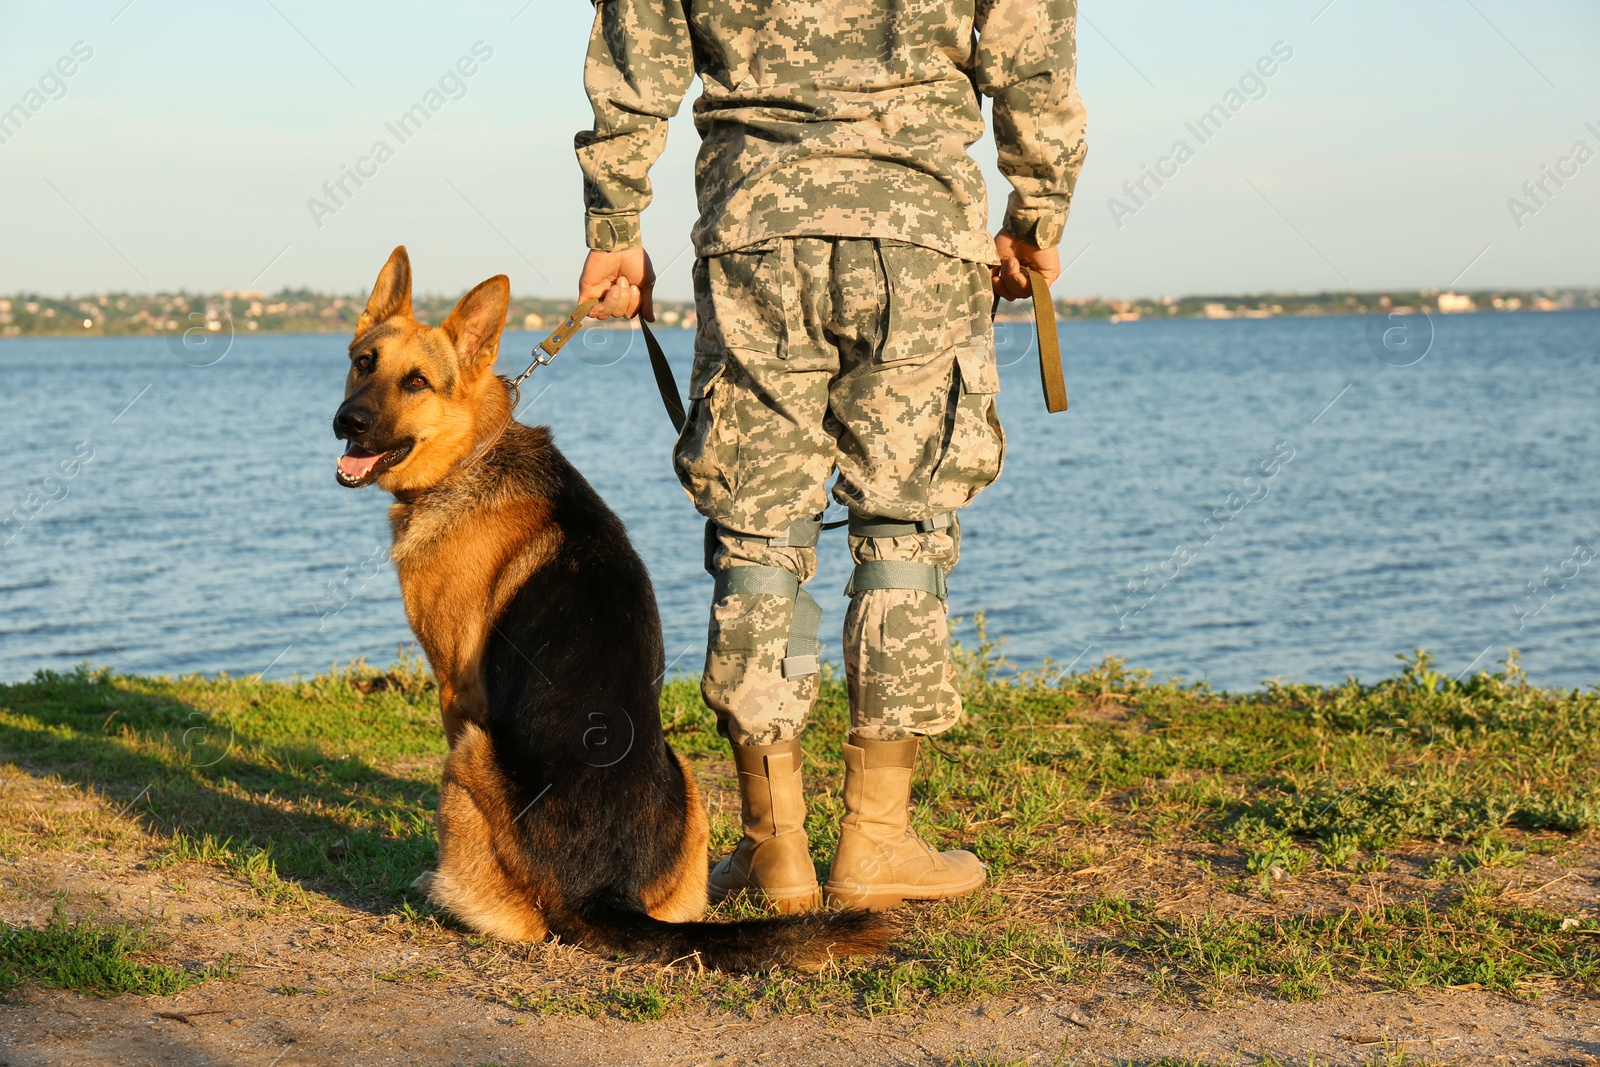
1003;210;1067;249
585;213;642;251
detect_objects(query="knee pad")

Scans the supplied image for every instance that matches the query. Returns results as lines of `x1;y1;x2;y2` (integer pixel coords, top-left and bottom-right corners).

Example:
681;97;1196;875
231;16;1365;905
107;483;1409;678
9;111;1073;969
706;518;825;679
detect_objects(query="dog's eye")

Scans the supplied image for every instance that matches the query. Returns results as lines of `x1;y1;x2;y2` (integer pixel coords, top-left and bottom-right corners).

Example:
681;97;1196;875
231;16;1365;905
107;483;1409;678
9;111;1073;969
405;373;430;391
354;353;374;373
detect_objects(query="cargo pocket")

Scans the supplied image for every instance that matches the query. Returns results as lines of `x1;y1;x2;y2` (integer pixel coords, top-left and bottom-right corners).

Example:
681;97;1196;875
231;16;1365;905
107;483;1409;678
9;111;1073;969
672;356;743;517
929;345;1006;510
697;240;784;358
875;243;989;367
954;344;1001;395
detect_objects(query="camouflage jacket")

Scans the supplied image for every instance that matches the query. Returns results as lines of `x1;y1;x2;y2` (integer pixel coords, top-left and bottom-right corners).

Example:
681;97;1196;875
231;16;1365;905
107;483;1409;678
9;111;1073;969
574;0;1087;264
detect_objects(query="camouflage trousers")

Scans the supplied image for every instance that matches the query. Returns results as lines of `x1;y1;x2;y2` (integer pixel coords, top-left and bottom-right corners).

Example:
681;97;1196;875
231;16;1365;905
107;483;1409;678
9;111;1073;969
673;238;1006;745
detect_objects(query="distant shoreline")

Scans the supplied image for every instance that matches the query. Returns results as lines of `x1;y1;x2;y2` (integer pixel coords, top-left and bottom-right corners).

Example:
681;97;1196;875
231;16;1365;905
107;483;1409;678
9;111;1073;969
2;286;1595;338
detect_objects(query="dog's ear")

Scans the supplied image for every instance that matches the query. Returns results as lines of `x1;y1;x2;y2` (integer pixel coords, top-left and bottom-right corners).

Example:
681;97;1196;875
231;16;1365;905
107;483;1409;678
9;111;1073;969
442;274;510;370
357;246;414;334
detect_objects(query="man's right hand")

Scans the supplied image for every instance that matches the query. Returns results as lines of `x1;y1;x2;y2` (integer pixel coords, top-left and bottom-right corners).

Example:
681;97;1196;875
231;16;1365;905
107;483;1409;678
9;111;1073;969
991;231;1060;302
578;246;656;322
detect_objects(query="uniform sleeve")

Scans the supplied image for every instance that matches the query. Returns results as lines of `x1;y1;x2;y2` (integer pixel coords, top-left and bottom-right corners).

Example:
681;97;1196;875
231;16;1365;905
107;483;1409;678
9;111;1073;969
974;0;1088;248
573;0;695;250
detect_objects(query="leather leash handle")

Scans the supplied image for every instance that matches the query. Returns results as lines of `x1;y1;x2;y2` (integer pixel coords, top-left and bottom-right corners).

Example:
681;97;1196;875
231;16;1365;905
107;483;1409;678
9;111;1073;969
990;267;1068;413
534;298;599;361
1029;268;1068;413
525;300;686;433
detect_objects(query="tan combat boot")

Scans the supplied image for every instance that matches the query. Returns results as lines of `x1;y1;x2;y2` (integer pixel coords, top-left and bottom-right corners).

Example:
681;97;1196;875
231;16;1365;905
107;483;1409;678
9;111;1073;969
708;737;821;915
823;733;985;910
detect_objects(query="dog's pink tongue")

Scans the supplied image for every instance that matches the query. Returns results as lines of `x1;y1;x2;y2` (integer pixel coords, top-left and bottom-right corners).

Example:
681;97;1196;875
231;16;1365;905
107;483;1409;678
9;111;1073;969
339;446;383;480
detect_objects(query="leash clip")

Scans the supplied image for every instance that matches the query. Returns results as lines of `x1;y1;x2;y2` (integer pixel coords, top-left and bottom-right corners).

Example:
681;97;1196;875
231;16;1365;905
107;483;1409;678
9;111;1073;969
511;342;557;388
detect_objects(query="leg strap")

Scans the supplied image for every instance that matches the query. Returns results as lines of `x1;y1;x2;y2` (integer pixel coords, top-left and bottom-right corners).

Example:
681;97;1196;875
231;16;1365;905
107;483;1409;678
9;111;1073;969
727;515;823;548
847;512;953;538
715;565;823;679
704;516;822;574
844;560;948;601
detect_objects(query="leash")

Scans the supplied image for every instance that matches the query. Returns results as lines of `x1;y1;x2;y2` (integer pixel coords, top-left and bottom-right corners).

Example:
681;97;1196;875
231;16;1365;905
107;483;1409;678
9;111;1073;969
509;296;687;432
513;265;1062;434
1027;267;1068;414
508;297;593;393
992;267;1068;413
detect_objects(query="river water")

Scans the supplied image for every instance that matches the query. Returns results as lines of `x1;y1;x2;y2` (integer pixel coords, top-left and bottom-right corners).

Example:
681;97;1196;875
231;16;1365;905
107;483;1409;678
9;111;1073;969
2;310;1596;691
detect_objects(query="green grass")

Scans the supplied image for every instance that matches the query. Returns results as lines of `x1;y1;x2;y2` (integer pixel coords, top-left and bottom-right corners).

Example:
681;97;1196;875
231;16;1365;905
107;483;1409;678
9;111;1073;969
1070;892;1597;995
0;627;1596;1013
0;907;225;996
0;653;444;902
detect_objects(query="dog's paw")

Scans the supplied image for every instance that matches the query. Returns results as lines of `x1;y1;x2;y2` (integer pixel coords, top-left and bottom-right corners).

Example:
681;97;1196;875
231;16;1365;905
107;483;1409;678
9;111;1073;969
410;870;437;895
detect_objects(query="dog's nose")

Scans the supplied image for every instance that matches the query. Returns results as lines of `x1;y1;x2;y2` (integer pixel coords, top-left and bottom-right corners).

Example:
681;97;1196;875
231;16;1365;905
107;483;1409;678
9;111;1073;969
334;403;373;438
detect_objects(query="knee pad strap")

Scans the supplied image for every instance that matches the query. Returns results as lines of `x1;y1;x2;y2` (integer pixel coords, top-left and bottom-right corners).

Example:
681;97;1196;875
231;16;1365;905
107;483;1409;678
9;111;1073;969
844;559;948;601
714;564;823;679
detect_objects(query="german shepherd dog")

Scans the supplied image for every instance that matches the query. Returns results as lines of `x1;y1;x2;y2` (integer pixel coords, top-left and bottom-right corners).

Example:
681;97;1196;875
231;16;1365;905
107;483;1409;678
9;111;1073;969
331;247;888;970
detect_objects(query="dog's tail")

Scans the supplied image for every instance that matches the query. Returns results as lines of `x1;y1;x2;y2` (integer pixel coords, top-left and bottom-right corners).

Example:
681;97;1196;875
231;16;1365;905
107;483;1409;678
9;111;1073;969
550;893;891;972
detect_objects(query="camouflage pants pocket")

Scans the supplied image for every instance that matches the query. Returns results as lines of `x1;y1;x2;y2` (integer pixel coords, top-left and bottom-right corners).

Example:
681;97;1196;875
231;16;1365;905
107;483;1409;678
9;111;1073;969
874;243;990;366
927;345;1006;513
691;242;783;357
673;355;744;519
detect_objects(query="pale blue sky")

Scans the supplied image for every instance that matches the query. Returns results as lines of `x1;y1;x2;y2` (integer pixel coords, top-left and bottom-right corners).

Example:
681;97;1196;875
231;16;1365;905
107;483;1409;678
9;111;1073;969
1;0;1596;301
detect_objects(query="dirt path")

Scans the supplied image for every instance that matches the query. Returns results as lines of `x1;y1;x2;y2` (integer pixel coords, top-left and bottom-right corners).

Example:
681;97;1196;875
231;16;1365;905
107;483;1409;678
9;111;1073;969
5;979;1599;1066
2;846;1596;1067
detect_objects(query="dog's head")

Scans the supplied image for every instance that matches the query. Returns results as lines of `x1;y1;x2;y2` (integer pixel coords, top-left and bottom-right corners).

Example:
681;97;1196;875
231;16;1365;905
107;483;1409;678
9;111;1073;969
333;246;510;493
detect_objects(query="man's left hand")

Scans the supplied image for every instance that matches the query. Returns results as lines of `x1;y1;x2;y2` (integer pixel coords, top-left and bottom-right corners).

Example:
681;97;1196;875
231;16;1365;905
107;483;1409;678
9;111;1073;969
992;232;1060;301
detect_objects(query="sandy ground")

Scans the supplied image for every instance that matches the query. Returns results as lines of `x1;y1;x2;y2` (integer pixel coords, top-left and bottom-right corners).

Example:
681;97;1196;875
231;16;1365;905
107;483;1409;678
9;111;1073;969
3;980;1599;1066
1;846;1596;1067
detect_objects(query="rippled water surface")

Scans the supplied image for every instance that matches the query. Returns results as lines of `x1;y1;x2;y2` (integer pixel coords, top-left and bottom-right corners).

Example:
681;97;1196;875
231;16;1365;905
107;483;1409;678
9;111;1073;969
3;311;1596;691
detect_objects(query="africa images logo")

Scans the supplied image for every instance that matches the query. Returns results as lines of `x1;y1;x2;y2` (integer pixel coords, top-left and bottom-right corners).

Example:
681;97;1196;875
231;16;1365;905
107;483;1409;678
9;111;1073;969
1106;41;1295;229
0;41;94;147
305;41;495;229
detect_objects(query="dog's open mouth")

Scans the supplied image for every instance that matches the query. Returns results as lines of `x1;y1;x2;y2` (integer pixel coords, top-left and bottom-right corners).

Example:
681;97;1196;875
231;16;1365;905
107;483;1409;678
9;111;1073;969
336;442;412;488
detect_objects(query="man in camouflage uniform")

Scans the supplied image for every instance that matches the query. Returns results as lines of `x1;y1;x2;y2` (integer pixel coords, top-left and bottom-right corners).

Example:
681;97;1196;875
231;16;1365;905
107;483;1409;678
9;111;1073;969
575;0;1086;913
